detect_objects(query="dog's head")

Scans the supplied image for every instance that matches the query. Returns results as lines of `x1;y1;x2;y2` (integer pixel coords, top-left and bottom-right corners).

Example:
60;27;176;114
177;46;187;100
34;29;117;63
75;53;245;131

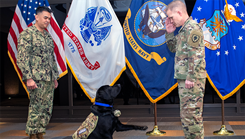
95;84;121;105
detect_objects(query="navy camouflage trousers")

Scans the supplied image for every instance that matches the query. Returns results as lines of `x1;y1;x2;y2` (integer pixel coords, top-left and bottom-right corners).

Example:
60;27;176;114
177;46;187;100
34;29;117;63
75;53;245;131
178;78;206;139
26;80;54;135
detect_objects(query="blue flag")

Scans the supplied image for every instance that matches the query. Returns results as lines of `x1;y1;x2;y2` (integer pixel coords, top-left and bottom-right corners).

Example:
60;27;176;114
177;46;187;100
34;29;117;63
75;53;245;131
123;0;177;103
191;0;245;100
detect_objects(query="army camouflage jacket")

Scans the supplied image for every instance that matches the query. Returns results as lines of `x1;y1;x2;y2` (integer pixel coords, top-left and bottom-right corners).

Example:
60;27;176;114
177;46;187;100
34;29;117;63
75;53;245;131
17;25;59;82
165;17;206;82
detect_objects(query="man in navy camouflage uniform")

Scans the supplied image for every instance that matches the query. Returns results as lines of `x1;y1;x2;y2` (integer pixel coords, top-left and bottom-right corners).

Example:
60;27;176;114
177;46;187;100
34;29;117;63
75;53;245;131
17;6;59;139
165;1;206;139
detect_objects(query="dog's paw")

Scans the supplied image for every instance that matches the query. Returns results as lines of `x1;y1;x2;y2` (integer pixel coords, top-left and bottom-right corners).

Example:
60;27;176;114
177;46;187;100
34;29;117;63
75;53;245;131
137;126;148;131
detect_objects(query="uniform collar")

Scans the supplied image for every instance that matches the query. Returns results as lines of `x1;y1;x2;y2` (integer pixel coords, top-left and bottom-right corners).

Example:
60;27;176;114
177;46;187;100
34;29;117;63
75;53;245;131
32;24;48;36
178;16;193;33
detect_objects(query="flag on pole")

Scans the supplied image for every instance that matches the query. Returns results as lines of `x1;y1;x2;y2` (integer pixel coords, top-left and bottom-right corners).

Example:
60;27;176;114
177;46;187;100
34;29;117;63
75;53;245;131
191;0;245;100
62;0;126;102
123;0;178;103
7;0;67;97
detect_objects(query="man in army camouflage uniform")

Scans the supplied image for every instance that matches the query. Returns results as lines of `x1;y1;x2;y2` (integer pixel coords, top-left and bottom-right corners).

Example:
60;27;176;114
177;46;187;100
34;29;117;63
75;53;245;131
17;6;59;139
165;1;206;139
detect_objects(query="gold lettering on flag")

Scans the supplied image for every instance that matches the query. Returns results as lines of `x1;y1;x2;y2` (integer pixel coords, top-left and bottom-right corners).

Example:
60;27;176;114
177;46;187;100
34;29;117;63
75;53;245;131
123;9;167;65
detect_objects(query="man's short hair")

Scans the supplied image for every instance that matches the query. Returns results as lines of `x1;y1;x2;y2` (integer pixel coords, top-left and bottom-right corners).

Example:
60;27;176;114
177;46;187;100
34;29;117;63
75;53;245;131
165;0;187;13
36;6;53;15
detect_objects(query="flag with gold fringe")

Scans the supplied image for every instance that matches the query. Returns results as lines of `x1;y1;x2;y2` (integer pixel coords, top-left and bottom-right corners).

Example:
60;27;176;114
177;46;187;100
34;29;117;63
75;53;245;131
123;0;178;103
62;0;126;102
191;0;245;100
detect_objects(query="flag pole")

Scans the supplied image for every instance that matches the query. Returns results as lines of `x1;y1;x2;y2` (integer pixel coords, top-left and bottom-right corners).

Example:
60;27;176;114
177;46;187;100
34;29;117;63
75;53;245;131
146;103;166;136
213;100;234;135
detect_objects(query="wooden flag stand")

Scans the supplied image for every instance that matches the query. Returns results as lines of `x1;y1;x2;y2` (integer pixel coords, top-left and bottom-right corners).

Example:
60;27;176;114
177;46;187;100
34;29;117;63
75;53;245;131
213;100;234;135
146;103;166;136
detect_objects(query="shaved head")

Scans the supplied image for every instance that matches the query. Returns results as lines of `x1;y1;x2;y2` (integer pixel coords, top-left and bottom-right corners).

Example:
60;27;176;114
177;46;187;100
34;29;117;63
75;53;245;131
165;0;187;14
165;0;189;27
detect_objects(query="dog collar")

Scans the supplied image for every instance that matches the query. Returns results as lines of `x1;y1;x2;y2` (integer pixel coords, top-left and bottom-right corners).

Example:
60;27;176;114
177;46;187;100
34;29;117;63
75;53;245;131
94;102;113;107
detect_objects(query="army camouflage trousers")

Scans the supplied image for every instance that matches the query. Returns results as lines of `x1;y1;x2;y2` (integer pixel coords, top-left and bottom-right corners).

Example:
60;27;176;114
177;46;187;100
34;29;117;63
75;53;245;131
26;80;55;135
177;78;206;139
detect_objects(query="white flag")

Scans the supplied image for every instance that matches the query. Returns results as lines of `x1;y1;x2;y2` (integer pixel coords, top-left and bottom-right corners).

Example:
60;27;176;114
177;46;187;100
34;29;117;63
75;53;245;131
62;0;126;102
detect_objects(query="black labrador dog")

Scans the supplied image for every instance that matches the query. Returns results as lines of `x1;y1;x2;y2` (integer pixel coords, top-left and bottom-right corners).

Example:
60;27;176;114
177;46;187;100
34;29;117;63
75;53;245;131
73;84;148;139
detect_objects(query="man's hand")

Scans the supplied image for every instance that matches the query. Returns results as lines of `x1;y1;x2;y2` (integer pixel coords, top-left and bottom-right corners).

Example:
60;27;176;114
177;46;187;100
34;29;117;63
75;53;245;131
185;80;194;89
166;17;176;33
54;80;58;89
26;79;38;90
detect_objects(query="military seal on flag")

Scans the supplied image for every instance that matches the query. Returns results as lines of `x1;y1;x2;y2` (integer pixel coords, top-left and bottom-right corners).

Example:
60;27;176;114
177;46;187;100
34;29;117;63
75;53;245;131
124;0;177;103
62;0;125;102
191;0;245;100
135;1;167;46
80;6;112;46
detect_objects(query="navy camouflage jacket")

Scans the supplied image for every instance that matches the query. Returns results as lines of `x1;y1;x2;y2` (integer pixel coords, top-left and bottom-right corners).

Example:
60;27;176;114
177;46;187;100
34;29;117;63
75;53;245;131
17;25;59;82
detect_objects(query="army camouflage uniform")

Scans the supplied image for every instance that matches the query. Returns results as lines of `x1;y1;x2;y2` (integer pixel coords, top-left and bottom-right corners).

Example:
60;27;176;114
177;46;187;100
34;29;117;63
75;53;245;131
166;17;206;139
72;113;98;139
17;25;59;135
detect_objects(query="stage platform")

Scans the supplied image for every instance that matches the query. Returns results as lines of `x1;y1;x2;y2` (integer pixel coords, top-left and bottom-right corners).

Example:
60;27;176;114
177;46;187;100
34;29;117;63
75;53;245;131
0;117;244;139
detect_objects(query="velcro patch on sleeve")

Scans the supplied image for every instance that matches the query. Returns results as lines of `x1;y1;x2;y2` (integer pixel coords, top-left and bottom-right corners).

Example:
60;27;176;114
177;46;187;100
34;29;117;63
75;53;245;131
187;30;202;47
72;113;98;139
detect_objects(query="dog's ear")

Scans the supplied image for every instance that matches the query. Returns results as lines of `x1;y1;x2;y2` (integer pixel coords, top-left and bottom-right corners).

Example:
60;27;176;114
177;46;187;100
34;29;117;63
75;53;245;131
95;84;121;102
110;84;121;99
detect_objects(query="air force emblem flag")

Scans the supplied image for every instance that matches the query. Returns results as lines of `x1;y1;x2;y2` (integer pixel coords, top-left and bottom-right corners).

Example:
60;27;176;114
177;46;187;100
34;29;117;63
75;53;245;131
63;0;125;102
191;0;245;100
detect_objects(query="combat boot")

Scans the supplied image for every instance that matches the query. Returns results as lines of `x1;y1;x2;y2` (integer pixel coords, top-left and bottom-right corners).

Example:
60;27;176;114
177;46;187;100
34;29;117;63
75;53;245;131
36;133;44;139
29;134;36;139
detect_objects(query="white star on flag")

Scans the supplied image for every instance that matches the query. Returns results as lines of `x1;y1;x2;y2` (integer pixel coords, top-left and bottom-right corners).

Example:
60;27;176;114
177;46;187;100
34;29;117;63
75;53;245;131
194;18;198;23
238;36;243;41
235;2;239;7
233;45;236;50
197;6;202;11
204;0;208;2
225;50;229;55
216;51;220;56
242;24;245;30
241;12;245;18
